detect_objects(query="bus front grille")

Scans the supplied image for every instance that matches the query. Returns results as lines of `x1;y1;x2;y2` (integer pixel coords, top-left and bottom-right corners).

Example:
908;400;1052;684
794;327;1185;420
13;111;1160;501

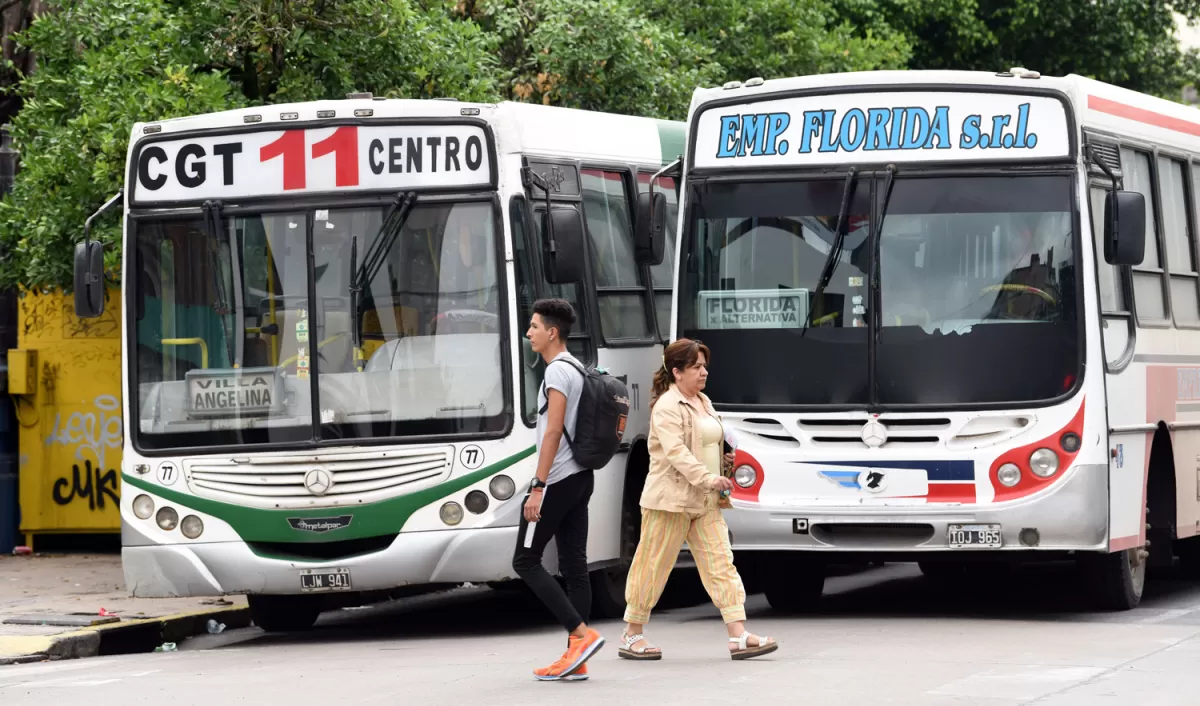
184;445;454;509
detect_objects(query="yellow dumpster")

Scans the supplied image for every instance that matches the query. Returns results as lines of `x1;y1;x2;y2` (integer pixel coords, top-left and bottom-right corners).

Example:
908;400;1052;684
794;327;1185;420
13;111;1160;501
9;289;122;546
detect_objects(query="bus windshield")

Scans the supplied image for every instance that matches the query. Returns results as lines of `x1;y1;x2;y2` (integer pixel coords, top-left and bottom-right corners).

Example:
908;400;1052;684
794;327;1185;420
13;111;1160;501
679;174;1079;408
132;199;507;450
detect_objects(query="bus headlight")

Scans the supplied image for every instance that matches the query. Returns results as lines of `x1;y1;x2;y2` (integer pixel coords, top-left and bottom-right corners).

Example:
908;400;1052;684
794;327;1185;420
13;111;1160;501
1030;448;1059;478
733;465;757;488
997;463;1022;487
156;506;179;531
132;494;155;520
180;515;204;539
465;490;489;514
489;475;515;501
440;502;464;526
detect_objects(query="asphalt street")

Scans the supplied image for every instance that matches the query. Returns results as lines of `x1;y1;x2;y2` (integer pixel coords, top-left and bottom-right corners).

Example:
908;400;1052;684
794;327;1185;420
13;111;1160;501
3;562;1200;705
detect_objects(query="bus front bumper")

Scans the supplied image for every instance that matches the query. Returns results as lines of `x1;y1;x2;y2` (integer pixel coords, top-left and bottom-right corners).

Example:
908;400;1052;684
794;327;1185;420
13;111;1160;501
724;463;1109;553
121;525;523;598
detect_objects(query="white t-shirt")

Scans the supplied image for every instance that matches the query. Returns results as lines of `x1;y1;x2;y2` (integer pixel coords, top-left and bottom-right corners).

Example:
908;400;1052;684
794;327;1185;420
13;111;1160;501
537;352;586;485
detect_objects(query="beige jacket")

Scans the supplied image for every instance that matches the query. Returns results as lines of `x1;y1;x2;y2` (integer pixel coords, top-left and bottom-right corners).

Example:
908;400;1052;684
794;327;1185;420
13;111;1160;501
641;384;730;515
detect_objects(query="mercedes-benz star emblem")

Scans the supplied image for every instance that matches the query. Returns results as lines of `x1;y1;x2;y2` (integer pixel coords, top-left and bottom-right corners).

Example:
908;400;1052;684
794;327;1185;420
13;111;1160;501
861;419;888;448
304;469;333;496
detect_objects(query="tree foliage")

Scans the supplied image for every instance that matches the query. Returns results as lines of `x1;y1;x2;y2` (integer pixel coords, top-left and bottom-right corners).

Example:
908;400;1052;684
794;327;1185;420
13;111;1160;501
0;0;501;290
467;0;716;119
2;0;1200;290
837;0;1200;99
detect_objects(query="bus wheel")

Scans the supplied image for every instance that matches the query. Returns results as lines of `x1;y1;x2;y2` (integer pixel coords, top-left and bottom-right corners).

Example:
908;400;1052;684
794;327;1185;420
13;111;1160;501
248;595;322;632
590;565;628;620
1080;547;1147;611
763;560;825;613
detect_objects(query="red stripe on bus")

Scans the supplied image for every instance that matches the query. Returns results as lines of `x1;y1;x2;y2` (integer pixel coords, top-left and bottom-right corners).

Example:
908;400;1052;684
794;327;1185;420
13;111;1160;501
1088;95;1200;138
1110;535;1141;551
893;483;976;503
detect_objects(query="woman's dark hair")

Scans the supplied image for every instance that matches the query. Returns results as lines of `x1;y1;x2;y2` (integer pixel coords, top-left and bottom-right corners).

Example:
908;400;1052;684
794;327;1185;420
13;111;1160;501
533;298;576;339
652;338;711;404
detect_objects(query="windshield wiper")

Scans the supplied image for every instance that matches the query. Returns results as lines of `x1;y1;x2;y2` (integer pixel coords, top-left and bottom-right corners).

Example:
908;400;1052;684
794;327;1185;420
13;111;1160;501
350;191;418;370
870;164;898;336
800;167;858;336
202;199;236;366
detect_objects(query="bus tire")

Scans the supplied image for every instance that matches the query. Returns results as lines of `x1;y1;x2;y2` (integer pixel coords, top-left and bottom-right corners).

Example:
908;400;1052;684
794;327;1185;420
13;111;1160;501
589;445;648;620
589;565;627;620
763;559;825;613
248;594;322;632
1080;547;1146;611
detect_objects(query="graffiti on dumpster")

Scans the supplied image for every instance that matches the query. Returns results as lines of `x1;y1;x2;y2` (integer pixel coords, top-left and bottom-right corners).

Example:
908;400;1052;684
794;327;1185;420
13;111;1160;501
52;460;119;511
45;395;123;511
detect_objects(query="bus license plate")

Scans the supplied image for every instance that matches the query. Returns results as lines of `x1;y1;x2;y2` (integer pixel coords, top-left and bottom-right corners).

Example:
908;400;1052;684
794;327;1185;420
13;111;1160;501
299;567;352;592
948;524;1002;548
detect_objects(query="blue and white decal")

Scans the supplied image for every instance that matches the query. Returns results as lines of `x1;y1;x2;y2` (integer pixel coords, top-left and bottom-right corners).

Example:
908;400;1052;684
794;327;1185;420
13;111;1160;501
693;92;1070;168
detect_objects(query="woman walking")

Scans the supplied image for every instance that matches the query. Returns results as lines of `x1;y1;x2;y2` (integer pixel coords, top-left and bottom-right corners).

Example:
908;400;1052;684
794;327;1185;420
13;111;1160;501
620;338;777;661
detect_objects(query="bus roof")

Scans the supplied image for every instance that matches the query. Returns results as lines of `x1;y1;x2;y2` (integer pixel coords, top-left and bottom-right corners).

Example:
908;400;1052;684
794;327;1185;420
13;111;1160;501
132;99;683;167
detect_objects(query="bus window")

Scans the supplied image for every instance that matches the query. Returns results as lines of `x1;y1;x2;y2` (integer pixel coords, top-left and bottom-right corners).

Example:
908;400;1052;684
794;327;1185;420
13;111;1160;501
1090;185;1127;314
582;168;650;341
1160;157;1200;325
640;172;678;340
1122;148;1166;322
316;201;507;440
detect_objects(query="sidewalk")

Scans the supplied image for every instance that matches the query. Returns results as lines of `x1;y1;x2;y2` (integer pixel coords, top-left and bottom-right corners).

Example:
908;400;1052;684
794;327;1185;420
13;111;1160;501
0;553;248;664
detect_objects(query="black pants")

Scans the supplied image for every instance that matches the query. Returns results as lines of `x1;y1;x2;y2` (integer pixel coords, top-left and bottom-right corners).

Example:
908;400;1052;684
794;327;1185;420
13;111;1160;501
512;470;594;633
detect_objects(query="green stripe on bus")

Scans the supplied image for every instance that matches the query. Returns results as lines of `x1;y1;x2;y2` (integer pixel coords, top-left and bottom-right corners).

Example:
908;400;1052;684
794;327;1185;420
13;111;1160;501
121;445;536;544
657;121;685;164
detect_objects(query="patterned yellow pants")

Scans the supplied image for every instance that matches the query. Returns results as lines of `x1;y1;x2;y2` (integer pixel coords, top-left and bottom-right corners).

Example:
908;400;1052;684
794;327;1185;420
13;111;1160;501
624;507;747;624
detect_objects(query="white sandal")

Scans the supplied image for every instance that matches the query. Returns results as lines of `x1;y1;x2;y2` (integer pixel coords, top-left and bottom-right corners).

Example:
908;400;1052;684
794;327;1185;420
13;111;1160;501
618;632;663;660
729;632;777;660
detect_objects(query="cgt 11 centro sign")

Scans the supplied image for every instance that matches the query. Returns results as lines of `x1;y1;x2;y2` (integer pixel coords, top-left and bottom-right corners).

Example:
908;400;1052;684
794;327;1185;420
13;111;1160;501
131;123;493;204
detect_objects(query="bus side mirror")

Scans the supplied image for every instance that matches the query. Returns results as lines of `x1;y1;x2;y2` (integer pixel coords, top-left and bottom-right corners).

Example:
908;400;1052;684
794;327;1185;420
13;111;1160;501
73;240;105;319
542;206;585;285
1104;190;1146;266
635;191;666;266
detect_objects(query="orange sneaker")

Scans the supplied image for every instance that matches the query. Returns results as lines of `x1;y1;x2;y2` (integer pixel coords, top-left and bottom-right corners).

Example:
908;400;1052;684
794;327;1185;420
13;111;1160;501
562;663;588;681
533;653;576;681
562;628;605;674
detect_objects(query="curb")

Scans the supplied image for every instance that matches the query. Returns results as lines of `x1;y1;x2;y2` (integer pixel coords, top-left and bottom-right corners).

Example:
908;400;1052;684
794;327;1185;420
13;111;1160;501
0;605;251;665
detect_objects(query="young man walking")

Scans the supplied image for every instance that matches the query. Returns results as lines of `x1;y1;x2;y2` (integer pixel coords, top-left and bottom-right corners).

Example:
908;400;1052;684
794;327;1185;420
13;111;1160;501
512;298;605;681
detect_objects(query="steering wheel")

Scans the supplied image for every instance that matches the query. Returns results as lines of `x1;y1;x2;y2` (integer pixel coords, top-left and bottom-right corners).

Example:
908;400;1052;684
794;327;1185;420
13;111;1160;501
980;283;1056;305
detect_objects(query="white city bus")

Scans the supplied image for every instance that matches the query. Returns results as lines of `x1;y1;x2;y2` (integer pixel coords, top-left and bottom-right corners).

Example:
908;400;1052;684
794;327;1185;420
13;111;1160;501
667;68;1200;611
73;97;684;630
